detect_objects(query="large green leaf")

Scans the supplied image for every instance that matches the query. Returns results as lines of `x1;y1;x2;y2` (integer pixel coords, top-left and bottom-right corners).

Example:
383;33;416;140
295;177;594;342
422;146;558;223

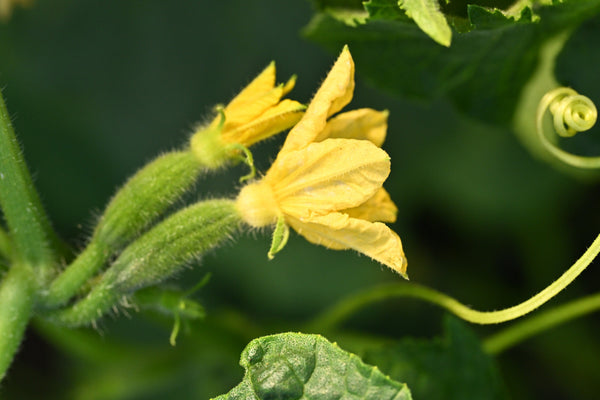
357;316;508;400
303;0;600;124
213;332;412;400
399;0;452;46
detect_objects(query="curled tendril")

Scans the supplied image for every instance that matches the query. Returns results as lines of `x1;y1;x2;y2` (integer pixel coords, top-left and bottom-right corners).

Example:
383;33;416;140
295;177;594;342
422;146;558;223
546;88;597;137
536;87;600;168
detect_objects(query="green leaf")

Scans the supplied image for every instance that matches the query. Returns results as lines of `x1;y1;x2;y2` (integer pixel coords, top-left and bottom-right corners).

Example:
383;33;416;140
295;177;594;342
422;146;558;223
213;332;412;400
304;0;600;124
398;0;452;46
311;0;364;10
467;4;533;29
357;316;508;400
365;0;412;21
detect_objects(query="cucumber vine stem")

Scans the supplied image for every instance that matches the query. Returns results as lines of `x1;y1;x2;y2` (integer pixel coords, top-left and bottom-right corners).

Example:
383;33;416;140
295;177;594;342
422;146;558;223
483;292;600;355
0;90;58;272
0;263;37;380
307;234;600;331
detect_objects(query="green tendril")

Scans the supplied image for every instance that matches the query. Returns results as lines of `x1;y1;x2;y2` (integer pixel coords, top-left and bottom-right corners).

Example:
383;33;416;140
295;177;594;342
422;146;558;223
483;292;600;355
169;312;182;346
214;104;256;181
226;143;256;182
307;233;600;332
536;87;600;168
183;272;212;297
168;273;212;346
168;277;210;346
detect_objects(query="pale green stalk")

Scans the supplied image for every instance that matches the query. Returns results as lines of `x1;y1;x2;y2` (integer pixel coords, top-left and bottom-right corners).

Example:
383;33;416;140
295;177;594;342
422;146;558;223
484;292;600;355
0;90;56;272
46;200;241;327
44;151;202;309
44;241;108;308
0;224;13;261
536;87;600;168
307;234;600;332
0;90;57;383
0;263;37;380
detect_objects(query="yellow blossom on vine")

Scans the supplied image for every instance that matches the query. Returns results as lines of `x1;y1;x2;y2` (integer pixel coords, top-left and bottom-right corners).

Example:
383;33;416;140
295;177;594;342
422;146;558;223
190;62;305;169
0;0;32;20
235;46;407;277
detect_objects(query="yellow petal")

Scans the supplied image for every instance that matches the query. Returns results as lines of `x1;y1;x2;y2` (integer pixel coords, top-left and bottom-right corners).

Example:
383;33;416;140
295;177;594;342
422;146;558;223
266;139;390;218
222;85;287;130
221;99;305;146
281;75;297;97
316;109;388;147
225;62;276;114
287;212;408;277
279;46;355;154
343;188;397;223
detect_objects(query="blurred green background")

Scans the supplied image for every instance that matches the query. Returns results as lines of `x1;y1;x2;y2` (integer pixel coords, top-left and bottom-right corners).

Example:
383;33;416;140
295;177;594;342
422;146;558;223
1;1;599;399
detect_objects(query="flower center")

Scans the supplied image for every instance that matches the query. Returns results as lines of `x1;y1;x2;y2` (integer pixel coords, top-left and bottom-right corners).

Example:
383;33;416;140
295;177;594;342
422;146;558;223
235;180;280;228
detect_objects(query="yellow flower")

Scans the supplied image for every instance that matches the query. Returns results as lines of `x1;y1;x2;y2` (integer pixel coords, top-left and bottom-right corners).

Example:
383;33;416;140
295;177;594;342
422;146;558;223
235;46;407;277
0;0;32;20
190;62;305;169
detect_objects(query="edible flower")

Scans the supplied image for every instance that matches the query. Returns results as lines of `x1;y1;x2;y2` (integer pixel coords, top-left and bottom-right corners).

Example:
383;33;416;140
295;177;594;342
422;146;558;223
235;46;407;277
190;62;305;169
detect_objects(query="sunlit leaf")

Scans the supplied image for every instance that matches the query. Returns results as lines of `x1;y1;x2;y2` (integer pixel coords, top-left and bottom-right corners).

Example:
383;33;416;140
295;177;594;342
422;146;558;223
398;0;452;46
304;0;600;124
213;332;412;400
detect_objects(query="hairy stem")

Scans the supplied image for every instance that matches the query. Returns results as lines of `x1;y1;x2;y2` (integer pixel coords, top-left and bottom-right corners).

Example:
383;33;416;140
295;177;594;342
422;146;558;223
43;241;108;309
43;151;202;309
45;200;241;326
0;91;58;273
0;263;37;381
0;224;13;261
483;292;600;355
307;234;600;331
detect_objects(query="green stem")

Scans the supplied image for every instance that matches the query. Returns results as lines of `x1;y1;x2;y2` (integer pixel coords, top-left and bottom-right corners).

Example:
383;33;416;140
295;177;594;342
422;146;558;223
512;31;569;163
45;200;241;327
43;241;108;309
42;151;202;309
92;151;202;248
0;91;58;272
307;234;600;331
0;224;14;261
0;263;37;381
483;292;600;355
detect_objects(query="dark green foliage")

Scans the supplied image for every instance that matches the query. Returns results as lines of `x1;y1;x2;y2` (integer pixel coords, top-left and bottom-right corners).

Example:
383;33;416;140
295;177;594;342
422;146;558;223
359;316;508;400
304;0;600;124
